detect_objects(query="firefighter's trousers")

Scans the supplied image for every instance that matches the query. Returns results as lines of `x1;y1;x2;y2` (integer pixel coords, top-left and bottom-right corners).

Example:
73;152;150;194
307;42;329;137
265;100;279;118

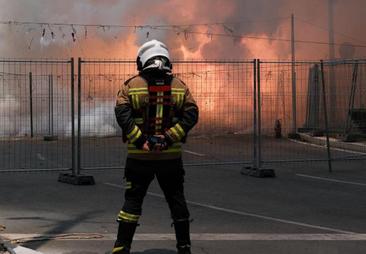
121;157;190;221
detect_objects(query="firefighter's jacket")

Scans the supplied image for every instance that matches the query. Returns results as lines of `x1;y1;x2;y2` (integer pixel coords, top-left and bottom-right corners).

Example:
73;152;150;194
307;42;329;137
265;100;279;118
115;70;199;160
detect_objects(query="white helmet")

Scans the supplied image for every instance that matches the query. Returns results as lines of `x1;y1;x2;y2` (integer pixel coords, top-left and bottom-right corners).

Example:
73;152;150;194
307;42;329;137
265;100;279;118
137;39;171;71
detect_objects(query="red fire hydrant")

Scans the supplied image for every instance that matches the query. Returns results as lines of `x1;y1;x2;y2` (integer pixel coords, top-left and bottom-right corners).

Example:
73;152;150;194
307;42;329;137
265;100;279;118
274;119;282;138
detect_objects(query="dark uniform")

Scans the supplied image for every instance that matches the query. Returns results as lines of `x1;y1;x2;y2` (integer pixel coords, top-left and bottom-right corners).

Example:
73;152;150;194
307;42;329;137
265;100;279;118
113;68;199;254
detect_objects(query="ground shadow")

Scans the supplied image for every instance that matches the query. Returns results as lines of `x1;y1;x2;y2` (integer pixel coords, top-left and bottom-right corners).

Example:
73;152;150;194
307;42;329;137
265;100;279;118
22;210;103;250
102;250;176;254
133;250;176;254
64;252;98;254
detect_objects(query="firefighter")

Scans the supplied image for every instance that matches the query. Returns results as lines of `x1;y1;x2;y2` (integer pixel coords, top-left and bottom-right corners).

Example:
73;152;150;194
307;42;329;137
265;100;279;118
112;39;199;254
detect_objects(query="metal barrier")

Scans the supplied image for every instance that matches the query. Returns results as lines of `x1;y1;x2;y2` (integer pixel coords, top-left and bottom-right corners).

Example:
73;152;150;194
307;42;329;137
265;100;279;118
0;58;74;172
321;60;366;134
1;58;365;174
258;60;366;171
77;59;255;169
258;60;327;164
320;60;366;162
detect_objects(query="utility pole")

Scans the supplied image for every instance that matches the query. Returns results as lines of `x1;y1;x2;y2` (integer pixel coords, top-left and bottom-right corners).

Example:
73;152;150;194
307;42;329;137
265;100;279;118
328;0;336;127
328;0;336;60
29;72;34;138
290;13;298;137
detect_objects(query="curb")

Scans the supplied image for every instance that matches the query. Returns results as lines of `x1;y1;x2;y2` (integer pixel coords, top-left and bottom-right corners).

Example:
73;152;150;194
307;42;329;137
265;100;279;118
298;133;366;154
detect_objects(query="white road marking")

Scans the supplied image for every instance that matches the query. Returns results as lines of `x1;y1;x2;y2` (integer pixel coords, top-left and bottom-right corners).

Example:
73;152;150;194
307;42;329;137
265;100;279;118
3;233;366;241
296;174;366;187
12;246;44;254
290;139;366;155
36;153;45;161
104;182;353;234
183;149;206;157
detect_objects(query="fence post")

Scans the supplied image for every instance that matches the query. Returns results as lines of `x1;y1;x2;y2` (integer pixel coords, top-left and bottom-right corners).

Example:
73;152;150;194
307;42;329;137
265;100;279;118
241;59;275;178
29;72;33;138
77;57;82;175
257;59;262;169
49;75;54;135
71;58;76;174
253;59;258;169
344;61;358;139
58;58;95;185
320;60;333;173
44;74;57;141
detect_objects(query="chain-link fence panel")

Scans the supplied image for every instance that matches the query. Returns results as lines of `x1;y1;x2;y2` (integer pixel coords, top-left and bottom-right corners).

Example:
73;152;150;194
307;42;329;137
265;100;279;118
0;59;74;172
257;61;327;163
78;59;255;169
2;58;365;173
320;60;366;161
258;60;366;168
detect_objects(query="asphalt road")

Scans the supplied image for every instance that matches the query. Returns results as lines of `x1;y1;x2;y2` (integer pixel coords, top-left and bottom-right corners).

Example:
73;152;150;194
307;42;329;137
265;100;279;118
0;135;366;254
1;135;366;253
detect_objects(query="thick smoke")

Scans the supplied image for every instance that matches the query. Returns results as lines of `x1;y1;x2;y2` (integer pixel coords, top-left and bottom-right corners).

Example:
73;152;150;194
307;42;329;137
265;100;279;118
1;0;366;137
0;0;365;59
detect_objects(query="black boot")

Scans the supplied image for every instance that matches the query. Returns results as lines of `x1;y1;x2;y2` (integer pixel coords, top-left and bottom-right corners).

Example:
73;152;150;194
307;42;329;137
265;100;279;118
112;221;138;254
111;245;130;254
177;245;191;254
173;219;191;254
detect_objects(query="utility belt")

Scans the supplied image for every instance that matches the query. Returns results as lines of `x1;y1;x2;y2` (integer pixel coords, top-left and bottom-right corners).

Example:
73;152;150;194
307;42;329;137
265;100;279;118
127;142;182;154
127;140;182;160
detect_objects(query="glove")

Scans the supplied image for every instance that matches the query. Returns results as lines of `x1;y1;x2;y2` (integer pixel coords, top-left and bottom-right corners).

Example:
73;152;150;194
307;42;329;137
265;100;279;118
147;135;169;151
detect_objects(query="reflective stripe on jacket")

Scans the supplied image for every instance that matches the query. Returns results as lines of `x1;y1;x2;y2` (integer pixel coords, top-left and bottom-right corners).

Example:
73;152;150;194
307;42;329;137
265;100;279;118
115;72;198;160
